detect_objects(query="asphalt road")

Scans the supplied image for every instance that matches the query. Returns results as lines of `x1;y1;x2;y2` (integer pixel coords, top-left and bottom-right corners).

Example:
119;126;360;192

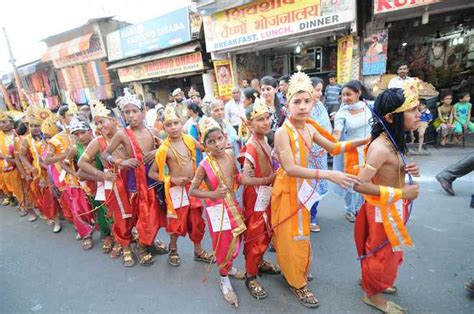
1;145;473;313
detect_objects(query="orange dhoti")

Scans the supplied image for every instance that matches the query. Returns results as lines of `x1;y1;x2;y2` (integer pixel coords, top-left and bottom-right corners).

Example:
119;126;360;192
30;179;44;214
3;169;26;206
354;201;409;296
166;184;205;243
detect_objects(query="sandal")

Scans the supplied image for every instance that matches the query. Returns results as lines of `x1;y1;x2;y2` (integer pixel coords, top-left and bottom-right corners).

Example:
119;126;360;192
122;247;136;267
245;276;267;300
148;240;169;255
102;236;113;254
52;224;62;233
194;250;215;264
82;237;93;251
134;244;155;266
28;213;38;222
289;285;319;308
258;259;281;275
110;243;123;259
228;268;246;280
362;295;406;313
18;210;28;217
220;281;239;307
168;249;181;267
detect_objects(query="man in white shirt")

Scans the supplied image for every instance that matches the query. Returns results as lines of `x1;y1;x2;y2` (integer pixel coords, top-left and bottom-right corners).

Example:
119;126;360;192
388;62;414;89
145;101;157;128
225;86;245;132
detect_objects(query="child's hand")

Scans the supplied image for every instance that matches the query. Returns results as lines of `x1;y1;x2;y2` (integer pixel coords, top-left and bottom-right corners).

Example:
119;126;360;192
405;163;420;177
402;183;419;200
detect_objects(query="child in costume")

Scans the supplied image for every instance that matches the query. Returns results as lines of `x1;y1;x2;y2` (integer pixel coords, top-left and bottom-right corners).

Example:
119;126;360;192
354;82;421;313
189;116;246;308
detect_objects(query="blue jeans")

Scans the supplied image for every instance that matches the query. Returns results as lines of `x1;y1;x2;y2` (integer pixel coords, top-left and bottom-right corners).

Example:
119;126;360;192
310;201;320;224
344;191;363;215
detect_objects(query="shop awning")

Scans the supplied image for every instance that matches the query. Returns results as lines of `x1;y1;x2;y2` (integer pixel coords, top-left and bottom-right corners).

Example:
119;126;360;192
107;42;201;70
42;33;94;62
17;60;41;77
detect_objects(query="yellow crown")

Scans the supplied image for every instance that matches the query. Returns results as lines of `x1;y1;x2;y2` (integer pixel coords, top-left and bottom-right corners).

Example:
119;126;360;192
163;105;180;123
248;95;271;120
199;116;221;140
25;105;52;125
41;114;59;136
66;95;78;115
0;110;24;121
90;99;111;119
391;80;420;114
287;69;313;101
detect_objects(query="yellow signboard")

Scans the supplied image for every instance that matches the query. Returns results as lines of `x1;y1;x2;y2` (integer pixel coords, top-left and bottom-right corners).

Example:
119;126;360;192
213;59;235;99
117;52;204;83
337;35;353;84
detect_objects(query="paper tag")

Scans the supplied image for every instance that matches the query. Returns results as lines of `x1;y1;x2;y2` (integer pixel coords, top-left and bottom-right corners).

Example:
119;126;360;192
298;180;321;210
254;185;272;212
169;186;190;208
104;169;113;190
206;204;231;232
95;181;106;201
375;200;403;223
58;169;66;183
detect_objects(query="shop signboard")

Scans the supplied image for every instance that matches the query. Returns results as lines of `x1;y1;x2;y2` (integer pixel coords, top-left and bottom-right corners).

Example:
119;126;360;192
117;52;204;83
337;35;353;84
203;0;355;52
107;7;191;62
362;30;388;76
213;59;235;99
374;0;442;15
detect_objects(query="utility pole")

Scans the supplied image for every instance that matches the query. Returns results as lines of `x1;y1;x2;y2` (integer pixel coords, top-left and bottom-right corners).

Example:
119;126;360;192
2;26;27;109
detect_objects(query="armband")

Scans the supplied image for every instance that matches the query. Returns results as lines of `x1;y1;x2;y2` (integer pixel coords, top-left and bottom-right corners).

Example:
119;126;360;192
81;152;91;161
363;163;377;171
332;141;352;155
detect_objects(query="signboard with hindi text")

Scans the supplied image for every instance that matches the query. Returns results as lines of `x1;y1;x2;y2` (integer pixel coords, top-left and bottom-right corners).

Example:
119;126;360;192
203;0;355;52
374;0;442;15
117;52;204;83
107;7;191;62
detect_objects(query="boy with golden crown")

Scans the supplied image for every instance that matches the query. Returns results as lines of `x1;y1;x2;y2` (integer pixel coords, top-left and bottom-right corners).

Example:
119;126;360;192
19;106;52;221
104;89;167;267
354;83;420;313
272;70;368;308
43;101;78;224
78;100;134;264
238;97;281;300
189;116;246;308
0;111;29;217
37;114;62;232
149;105;214;267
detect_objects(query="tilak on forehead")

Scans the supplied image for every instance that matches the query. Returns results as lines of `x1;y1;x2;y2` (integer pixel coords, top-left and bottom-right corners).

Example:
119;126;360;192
115;88;143;111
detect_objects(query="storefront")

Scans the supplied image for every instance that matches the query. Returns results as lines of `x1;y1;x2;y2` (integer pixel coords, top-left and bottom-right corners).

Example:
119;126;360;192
199;0;359;99
106;7;211;104
41;17;128;105
361;0;474;98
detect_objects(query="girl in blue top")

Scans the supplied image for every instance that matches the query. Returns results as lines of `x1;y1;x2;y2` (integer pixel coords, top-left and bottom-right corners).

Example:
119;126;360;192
453;91;474;142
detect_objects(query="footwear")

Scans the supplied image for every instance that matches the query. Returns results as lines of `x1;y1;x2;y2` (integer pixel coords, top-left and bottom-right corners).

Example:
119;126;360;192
362;295;406;313
52;224;62;233
194;250;215;263
228;267;246;280
134;244;155;266
82;237;93;251
102;236;113;254
76;233;82;241
258;259;281;275
220;281;239;307
148;240;169;255
289;285;319;308
435;175;455;196
245;276;267;300
168;249;181;267
1;198;10;206
465;278;474;295
28;214;37;222
310;223;320;233
345;212;356;223
110;243;123;259
122;247;136;267
18;210;28;217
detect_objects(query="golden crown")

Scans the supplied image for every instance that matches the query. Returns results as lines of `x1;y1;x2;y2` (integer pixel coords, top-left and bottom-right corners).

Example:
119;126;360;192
66;95;78;115
25;105;52;125
287;69;313;101
41;114;59;136
163;105;180;123
391;79;420;114
248;95;271;120
0;110;24;121
90;99;111;119
199;116;221;140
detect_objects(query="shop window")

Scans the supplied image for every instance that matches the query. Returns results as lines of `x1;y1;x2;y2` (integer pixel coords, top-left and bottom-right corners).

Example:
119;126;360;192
291;47;322;74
